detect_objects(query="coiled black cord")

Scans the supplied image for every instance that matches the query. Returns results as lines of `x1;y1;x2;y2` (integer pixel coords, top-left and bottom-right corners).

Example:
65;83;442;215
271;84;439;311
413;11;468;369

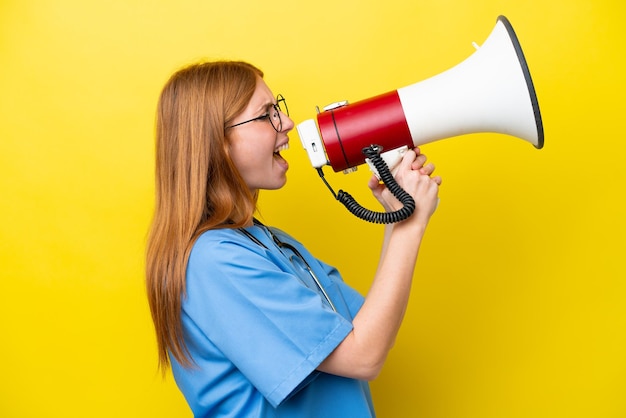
317;145;416;224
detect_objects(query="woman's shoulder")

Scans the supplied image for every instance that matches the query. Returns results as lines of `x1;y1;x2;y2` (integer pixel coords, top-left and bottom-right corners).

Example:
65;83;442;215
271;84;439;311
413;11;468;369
190;228;257;259
186;228;267;280
263;224;300;244
194;227;244;244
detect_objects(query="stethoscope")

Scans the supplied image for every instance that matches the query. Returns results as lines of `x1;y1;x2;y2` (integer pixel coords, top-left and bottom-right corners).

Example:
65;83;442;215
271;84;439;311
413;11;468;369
238;219;338;313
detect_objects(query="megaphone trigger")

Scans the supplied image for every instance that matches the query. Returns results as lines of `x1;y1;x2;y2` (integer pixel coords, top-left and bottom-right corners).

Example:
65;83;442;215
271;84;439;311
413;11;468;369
366;146;409;180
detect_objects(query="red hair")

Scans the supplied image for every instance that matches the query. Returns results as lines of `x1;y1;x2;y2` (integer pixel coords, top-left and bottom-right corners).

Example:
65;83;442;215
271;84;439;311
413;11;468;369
146;61;263;370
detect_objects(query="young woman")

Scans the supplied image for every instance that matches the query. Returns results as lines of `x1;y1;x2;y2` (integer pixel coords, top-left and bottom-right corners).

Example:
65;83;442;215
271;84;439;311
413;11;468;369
146;60;441;417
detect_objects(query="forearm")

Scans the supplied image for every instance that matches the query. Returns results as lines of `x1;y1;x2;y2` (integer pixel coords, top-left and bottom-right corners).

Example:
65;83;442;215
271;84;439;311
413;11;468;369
319;148;440;380
318;220;427;380
376;223;394;275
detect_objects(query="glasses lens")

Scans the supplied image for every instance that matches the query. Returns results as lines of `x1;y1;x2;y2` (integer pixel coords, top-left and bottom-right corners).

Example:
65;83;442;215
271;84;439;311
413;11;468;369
268;94;288;132
268;104;281;131
276;94;288;116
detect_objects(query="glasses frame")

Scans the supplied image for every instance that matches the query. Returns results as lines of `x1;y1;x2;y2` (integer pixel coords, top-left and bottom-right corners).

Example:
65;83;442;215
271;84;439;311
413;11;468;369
225;94;288;132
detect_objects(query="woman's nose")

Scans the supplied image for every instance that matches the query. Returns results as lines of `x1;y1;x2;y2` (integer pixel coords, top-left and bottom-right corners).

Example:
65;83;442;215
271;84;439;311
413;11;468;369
281;111;295;132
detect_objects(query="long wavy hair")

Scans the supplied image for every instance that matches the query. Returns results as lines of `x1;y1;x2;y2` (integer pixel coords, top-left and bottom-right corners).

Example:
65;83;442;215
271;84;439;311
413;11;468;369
146;61;263;371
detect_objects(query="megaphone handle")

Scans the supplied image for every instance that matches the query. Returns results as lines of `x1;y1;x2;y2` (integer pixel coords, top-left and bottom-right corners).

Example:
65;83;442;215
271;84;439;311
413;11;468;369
336;145;416;224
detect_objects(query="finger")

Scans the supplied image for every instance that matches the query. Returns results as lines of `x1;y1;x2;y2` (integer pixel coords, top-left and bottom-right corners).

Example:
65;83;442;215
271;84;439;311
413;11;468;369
398;149;417;170
411;154;427;171
418;162;435;175
367;174;382;190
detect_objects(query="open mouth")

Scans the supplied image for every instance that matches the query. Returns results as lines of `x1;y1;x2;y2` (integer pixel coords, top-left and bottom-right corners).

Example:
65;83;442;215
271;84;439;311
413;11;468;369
274;143;289;156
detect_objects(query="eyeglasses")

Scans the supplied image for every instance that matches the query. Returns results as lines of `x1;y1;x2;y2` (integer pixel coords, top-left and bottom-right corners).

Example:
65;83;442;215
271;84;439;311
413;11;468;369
225;94;289;132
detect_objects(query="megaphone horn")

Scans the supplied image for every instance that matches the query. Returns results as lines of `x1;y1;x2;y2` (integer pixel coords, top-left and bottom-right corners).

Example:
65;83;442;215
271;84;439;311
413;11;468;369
297;15;544;174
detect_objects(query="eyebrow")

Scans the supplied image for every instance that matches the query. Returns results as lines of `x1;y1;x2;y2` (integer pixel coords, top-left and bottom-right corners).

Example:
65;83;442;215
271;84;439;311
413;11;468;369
264;101;276;110
264;98;278;108
251;101;274;116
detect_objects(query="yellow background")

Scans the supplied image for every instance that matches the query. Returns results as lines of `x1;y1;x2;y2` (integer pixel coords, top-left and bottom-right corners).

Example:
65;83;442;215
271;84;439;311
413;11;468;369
1;0;624;417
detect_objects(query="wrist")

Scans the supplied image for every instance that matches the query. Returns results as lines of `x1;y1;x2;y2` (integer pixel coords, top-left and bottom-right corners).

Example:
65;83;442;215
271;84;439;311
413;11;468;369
400;214;429;231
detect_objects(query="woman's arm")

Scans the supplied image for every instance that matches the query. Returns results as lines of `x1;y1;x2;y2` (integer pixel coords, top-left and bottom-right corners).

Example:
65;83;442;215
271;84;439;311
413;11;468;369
318;148;441;380
372;149;433;273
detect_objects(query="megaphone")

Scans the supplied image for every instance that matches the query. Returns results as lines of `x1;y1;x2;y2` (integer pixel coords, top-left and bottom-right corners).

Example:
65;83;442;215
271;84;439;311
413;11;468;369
296;15;543;224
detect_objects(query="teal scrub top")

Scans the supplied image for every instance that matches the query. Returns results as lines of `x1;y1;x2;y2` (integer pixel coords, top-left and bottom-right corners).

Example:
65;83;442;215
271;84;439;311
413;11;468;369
170;224;375;417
